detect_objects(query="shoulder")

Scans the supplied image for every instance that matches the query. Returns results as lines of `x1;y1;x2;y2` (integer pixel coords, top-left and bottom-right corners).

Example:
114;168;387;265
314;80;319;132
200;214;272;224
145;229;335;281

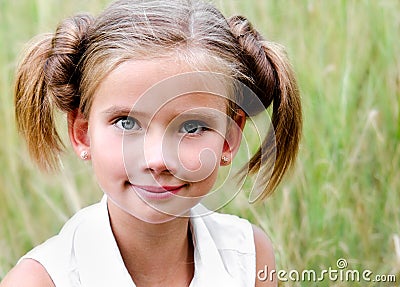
193;208;255;252
252;225;277;287
0;259;54;287
1;198;106;287
252;225;275;264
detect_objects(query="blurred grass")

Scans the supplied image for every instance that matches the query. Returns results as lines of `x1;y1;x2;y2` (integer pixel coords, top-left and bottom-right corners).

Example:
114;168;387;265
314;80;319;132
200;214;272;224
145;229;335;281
1;0;399;286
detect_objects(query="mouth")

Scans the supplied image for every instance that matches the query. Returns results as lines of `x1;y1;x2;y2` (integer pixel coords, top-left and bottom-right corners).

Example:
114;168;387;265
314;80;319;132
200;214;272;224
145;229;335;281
129;184;187;200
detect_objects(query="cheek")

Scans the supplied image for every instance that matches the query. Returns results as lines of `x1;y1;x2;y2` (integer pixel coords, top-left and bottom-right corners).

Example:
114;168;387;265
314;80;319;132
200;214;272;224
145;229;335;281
89;126;126;187
177;135;224;181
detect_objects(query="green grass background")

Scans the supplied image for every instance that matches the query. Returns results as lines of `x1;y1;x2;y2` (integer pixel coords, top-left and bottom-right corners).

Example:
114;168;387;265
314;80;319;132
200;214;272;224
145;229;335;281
0;0;399;286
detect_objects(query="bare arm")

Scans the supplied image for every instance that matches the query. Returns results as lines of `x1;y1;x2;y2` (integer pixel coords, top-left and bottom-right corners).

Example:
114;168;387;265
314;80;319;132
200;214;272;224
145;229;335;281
253;225;277;287
0;259;54;287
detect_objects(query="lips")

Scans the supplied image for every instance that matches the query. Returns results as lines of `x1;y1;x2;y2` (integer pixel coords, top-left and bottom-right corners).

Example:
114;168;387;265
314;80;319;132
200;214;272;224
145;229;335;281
130;184;186;200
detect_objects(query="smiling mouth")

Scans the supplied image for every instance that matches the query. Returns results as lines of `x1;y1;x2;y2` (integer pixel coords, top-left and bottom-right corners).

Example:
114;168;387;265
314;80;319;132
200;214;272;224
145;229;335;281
129;184;186;200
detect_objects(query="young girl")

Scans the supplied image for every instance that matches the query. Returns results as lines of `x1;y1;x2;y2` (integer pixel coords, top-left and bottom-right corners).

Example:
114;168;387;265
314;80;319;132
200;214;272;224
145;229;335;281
1;0;301;286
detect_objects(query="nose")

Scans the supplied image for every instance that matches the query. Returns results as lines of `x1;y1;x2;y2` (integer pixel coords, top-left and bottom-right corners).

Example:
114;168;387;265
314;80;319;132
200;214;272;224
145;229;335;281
143;129;175;175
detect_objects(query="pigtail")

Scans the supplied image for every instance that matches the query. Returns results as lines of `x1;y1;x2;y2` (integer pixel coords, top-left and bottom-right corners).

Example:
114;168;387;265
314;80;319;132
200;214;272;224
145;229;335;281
15;14;94;171
15;34;61;171
228;16;302;200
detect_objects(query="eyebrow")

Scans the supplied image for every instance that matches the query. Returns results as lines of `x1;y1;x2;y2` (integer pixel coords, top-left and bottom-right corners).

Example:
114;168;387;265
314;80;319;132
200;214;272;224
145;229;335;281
101;105;226;123
176;110;224;122
102;106;146;118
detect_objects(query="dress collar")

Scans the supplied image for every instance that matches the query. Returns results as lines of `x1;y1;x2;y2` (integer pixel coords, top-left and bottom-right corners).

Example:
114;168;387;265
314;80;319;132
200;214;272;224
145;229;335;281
73;196;236;287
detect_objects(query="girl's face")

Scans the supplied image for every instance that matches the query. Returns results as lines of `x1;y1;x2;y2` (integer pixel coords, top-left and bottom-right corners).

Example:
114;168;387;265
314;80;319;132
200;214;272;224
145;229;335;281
74;58;243;223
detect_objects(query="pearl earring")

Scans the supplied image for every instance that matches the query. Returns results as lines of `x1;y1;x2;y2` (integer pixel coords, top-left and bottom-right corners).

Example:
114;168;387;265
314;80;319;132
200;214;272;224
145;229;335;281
221;155;229;164
80;150;89;160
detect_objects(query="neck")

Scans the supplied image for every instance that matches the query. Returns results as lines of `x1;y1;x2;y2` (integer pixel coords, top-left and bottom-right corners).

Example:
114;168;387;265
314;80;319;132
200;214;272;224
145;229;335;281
107;199;194;287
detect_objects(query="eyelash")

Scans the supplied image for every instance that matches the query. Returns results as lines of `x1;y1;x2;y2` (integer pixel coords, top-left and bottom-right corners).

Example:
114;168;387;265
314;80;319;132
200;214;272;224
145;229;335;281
113;116;141;131
112;117;210;135
179;120;210;135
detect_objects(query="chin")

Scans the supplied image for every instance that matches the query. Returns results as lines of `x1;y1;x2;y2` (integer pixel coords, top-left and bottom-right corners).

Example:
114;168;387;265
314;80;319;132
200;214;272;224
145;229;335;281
107;190;198;224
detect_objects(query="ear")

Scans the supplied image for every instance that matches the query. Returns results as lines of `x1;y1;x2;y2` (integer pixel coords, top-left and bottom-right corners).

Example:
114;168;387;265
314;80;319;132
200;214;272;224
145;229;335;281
221;109;246;166
68;110;90;160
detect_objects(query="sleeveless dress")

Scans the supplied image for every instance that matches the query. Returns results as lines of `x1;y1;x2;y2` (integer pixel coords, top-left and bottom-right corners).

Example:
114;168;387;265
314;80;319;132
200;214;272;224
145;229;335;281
19;196;256;286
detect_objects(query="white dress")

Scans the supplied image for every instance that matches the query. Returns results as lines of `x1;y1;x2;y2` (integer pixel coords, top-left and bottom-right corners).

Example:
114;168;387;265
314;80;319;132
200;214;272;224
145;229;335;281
19;196;256;287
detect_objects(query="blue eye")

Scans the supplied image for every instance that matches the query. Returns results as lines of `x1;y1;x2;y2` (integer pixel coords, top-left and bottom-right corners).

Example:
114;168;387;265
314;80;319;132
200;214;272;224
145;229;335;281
180;120;208;134
114;116;141;131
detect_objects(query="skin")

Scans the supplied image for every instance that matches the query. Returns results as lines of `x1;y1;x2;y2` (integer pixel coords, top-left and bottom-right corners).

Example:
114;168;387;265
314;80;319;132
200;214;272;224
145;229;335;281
0;58;276;287
84;60;234;223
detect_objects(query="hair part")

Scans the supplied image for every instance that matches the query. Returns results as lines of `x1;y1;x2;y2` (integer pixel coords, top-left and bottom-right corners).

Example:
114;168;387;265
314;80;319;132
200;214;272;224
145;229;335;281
14;0;302;200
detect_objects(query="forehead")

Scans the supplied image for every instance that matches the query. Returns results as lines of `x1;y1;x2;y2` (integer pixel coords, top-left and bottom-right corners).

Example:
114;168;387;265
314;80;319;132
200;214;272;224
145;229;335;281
91;58;231;114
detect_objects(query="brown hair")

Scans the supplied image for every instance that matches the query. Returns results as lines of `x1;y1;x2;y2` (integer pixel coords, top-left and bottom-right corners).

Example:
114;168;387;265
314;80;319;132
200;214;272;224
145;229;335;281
15;0;302;201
